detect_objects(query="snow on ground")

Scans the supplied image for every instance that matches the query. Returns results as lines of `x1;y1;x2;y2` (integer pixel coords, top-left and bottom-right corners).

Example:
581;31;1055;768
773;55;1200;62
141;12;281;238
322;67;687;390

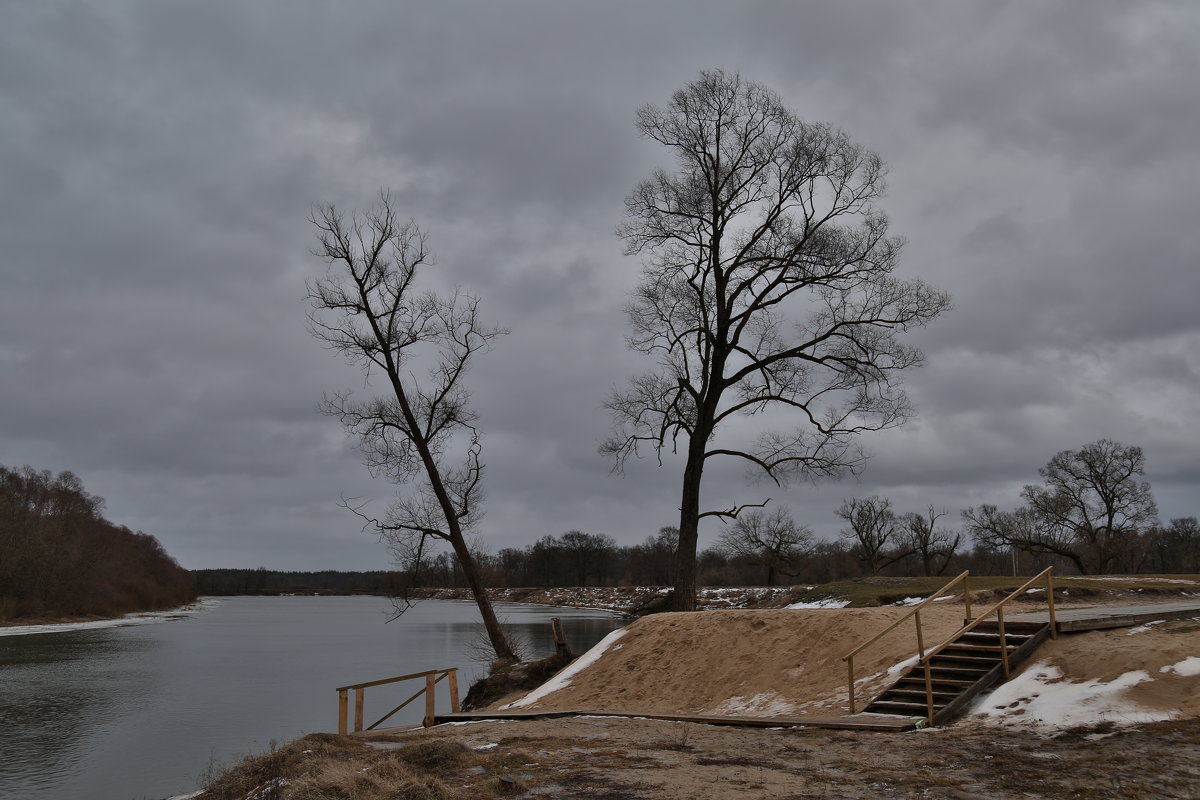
784;598;850;610
892;595;958;606
0;598;221;637
1161;657;1200;677
1127;620;1166;635
713;691;799;716
968;663;1176;728
503;627;629;709
1070;576;1200;585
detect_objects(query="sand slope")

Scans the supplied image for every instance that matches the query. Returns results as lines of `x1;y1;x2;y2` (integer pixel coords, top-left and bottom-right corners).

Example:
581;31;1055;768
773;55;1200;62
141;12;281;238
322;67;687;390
499;607;968;717
499;607;1200;727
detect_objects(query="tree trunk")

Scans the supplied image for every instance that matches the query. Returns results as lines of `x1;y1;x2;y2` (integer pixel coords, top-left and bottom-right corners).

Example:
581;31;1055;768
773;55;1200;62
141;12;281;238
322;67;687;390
671;444;705;612
446;530;514;663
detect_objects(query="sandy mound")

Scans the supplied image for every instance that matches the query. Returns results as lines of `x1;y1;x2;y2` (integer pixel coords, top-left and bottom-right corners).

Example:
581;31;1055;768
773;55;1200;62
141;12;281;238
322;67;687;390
967;616;1200;727
497;607;969;717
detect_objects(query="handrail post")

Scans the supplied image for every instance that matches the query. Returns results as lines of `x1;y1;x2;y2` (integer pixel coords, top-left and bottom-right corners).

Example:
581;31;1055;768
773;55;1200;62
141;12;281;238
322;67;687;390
963;574;972;622
354;688;365;732
847;656;856;714
1047;569;1058;639
997;606;1010;678
422;673;436;727
923;660;935;727
338;689;348;736
914;610;925;660
447;669;460;713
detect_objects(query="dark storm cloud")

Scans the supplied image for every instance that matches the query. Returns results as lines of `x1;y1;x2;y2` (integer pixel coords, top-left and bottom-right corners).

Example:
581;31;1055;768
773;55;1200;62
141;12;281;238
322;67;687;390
2;1;1198;568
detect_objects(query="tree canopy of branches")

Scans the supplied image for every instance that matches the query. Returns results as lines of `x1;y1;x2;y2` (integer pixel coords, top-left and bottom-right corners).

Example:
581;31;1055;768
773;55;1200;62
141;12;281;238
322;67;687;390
0;464;195;620
715;506;813;585
964;439;1159;575
901;505;961;576
603;70;950;611
837;495;914;576
308;194;514;662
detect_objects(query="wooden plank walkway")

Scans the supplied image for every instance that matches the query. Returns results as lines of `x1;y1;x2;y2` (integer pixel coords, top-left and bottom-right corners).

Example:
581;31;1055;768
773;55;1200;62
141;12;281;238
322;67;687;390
1008;600;1200;633
432;709;920;732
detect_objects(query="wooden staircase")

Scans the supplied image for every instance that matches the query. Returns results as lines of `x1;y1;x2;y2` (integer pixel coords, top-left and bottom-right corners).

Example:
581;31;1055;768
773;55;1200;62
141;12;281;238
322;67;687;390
864;620;1052;725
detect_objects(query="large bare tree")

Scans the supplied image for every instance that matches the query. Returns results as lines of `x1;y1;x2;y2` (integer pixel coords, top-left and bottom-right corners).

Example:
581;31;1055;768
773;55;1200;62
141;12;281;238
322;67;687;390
308;193;515;662
964;439;1158;575
603;70;950;610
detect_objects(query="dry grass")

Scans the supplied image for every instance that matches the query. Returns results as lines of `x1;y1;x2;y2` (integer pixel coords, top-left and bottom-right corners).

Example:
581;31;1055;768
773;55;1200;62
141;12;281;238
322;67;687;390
197;716;1200;800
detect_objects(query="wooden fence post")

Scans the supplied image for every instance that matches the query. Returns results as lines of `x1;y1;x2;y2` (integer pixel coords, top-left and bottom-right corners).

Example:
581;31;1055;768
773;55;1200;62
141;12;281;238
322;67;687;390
551;617;571;658
354;688;365;732
423;673;436;727
447;669;460;713
338;689;348;736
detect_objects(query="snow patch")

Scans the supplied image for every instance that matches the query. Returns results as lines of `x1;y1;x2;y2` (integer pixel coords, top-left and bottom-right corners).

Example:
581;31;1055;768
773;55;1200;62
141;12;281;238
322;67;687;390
0;599;221;637
970;663;1174;728
785;598;850;610
1071;576;1200;585
1126;620;1165;635
1161;657;1200;677
502;627;628;709
714;691;798;716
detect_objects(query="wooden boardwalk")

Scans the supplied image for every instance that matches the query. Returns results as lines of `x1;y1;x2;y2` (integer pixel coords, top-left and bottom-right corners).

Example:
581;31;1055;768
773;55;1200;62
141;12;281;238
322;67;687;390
1009;600;1200;633
432;709;920;731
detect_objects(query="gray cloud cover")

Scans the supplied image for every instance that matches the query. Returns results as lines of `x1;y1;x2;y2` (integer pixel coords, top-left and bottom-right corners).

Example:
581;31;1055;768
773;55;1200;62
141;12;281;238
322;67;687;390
2;1;1197;569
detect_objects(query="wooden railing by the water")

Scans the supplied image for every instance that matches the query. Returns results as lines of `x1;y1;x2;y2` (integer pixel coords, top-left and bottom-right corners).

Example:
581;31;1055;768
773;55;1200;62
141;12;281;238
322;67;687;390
336;668;460;734
841;571;973;715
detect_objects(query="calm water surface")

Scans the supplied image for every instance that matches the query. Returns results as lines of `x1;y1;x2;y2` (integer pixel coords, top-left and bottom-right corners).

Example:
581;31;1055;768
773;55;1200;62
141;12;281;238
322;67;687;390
0;596;624;800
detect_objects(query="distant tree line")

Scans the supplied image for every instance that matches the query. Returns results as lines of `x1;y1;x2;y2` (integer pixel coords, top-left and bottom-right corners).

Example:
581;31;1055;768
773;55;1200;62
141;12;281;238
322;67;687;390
0;465;195;621
194;439;1199;597
403;440;1199;588
191;568;407;595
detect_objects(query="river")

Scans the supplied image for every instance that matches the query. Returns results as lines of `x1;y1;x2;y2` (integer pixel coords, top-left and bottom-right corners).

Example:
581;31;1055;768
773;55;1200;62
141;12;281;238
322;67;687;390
0;596;625;800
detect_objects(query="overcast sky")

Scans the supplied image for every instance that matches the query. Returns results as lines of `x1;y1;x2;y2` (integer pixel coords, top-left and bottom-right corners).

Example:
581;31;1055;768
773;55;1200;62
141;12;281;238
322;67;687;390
3;1;1198;570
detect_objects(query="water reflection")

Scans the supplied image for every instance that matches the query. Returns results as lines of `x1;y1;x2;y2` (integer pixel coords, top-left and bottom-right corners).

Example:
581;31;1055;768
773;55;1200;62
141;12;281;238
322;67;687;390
0;597;623;800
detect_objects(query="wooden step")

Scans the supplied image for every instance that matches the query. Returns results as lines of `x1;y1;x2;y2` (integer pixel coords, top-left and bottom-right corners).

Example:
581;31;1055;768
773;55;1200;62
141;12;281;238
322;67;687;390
930;655;1002;668
896;676;976;689
958;632;1030;645
866;700;943;715
973;621;1044;634
923;666;992;680
939;643;1013;655
879;689;959;702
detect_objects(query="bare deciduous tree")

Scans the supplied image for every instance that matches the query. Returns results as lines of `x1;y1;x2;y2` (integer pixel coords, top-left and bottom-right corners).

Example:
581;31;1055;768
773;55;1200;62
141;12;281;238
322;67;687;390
716;506;814;586
603;70;950;610
307;193;515;662
837;496;914;576
964;439;1158;575
900;505;961;576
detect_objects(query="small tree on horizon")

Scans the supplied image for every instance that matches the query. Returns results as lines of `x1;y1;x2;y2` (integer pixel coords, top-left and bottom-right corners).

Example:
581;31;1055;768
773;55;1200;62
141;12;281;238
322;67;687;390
963;439;1158;575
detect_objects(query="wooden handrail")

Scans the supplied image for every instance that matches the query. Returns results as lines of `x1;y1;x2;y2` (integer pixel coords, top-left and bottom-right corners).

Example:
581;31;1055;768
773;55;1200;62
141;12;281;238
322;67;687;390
920;566;1057;666
842;571;972;661
916;566;1056;726
841;571;973;714
337;667;460;734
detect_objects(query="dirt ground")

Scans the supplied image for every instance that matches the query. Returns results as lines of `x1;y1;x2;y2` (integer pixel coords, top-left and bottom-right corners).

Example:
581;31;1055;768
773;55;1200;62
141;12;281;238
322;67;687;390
362;714;1200;799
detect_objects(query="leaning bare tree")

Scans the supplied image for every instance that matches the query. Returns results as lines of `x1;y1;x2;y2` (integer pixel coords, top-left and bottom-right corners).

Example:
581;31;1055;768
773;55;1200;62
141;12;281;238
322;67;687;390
603;70;950;610
308;193;514;662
